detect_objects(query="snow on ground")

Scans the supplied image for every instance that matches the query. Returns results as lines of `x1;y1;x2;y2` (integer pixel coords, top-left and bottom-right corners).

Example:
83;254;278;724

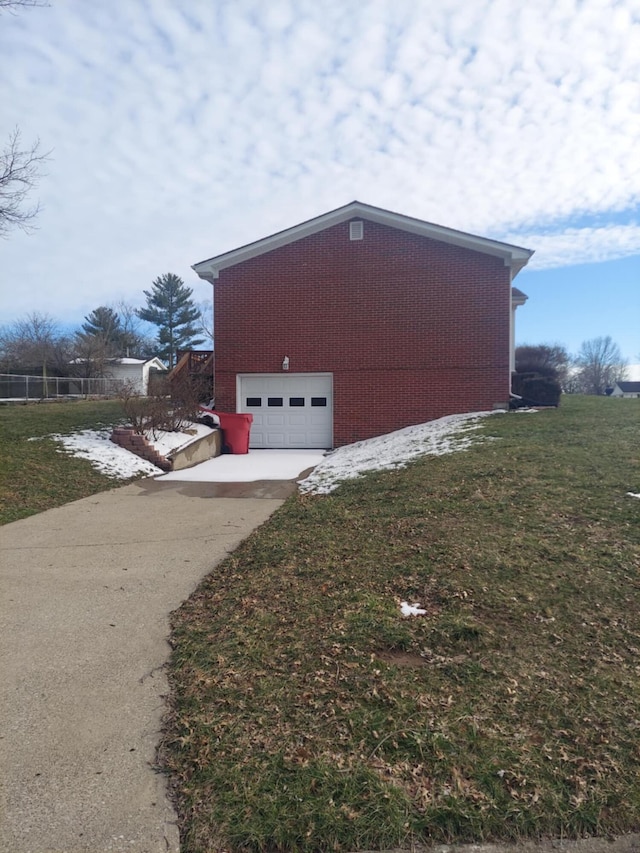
401;601;427;617
45;411;503;489
158;449;326;483
48;423;213;480
146;423;213;457
298;411;500;495
48;429;162;478
628;493;640;499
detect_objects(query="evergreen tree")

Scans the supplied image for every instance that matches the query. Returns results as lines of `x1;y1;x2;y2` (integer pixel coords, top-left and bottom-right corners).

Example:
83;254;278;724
78;306;122;347
75;304;138;360
515;343;570;386
72;306;124;376
136;273;203;368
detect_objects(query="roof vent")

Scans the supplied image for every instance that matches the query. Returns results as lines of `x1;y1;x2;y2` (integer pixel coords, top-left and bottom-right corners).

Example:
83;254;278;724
349;220;363;241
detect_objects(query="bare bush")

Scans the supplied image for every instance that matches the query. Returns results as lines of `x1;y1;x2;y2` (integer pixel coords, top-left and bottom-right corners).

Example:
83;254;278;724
167;371;210;430
117;382;153;434
118;374;208;438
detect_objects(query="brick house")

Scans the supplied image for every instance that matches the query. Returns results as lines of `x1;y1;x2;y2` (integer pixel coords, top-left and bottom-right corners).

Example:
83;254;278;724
192;201;533;449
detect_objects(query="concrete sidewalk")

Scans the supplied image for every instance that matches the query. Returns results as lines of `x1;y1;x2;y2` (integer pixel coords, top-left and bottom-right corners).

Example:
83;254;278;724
0;477;294;853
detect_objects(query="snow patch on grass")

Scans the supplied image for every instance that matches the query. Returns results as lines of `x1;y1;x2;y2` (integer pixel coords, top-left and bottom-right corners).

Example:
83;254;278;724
49;429;161;478
47;423;212;480
298;411;500;495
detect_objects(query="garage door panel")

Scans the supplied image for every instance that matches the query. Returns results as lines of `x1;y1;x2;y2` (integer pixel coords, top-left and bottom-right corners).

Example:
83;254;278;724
288;433;307;445
265;414;285;426
308;433;328;445
238;374;332;449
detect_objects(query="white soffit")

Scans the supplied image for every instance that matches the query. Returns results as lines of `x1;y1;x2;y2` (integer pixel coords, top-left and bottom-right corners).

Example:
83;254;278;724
192;201;534;281
511;287;529;307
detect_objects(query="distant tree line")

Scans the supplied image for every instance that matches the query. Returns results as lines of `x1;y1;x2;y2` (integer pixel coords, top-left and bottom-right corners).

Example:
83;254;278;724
0;273;212;378
514;336;629;398
1;291;628;402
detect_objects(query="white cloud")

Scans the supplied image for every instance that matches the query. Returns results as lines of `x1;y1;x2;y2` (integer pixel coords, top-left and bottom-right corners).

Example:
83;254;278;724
0;0;638;324
501;224;640;269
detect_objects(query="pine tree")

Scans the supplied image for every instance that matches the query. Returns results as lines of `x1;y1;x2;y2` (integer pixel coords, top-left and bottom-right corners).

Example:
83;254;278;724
78;306;123;349
136;273;203;368
73;306;127;375
75;304;143;360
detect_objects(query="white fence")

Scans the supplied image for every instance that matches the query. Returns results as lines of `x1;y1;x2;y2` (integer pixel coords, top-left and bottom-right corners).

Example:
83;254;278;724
0;373;130;402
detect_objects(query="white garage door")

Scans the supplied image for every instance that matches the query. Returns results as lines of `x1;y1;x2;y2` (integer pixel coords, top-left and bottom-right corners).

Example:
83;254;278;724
238;374;333;449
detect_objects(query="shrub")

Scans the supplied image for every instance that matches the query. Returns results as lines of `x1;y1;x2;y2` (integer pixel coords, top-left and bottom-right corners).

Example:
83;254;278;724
118;373;209;437
511;372;561;407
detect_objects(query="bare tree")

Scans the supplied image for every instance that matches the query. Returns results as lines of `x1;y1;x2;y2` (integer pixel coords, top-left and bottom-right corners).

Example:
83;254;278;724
0;128;50;236
0;312;71;375
197;300;214;347
573;336;628;395
115;300;156;357
0;1;49;8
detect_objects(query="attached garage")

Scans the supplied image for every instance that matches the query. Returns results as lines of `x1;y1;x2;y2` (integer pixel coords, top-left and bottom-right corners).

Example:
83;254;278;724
237;374;333;449
193;202;534;448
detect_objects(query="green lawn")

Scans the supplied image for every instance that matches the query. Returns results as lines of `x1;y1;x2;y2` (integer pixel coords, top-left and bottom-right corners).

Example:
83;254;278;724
0;399;129;524
161;396;640;852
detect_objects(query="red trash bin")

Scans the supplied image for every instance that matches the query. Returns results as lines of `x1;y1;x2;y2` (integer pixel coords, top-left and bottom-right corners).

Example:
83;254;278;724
213;411;253;454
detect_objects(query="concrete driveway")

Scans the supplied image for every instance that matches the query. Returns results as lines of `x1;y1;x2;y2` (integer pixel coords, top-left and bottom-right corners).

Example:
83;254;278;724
0;472;303;853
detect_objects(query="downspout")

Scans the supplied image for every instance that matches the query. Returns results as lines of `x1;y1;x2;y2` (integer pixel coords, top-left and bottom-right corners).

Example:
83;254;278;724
509;269;516;376
510;284;529;389
197;269;217;405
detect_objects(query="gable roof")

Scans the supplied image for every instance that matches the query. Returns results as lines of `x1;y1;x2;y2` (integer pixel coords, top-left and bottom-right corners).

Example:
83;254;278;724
615;381;640;393
193;201;534;282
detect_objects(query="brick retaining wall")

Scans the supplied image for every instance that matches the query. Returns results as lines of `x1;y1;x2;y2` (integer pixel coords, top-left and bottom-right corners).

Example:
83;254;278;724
110;427;172;471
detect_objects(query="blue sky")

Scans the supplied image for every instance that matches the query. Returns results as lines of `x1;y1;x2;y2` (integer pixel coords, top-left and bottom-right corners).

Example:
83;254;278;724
1;0;638;362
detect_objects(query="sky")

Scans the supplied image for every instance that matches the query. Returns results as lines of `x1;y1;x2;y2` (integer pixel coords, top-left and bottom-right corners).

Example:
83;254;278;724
1;0;638;361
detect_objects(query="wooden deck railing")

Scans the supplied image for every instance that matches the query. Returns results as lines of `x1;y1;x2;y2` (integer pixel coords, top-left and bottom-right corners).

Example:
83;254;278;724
168;351;214;401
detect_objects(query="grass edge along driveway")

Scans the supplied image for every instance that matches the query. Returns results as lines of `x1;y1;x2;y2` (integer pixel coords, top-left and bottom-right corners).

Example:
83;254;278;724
162;396;640;853
0;400;132;525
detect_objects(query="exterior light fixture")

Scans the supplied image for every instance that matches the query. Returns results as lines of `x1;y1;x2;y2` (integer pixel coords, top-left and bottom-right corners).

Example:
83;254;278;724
282;356;290;371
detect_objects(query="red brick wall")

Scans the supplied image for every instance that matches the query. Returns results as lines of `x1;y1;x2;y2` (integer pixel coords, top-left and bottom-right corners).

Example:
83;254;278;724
212;218;512;446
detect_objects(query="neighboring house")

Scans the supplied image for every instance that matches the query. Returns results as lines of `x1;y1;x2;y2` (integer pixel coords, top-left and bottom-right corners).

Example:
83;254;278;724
103;357;167;395
192;201;533;449
610;381;640;398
